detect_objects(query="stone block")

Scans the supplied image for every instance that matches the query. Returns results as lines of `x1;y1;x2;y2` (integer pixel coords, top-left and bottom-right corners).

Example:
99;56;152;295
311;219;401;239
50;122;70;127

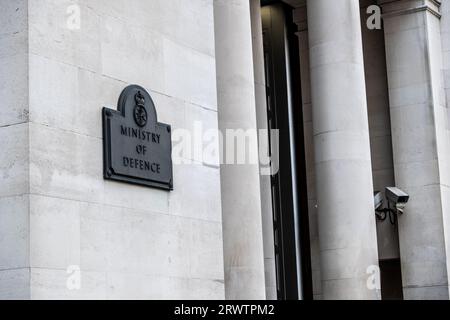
0;195;29;270
0;123;29;197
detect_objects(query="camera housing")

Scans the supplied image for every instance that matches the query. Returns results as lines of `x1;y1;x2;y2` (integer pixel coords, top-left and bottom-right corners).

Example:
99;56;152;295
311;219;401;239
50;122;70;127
385;187;409;214
374;187;410;224
374;191;383;211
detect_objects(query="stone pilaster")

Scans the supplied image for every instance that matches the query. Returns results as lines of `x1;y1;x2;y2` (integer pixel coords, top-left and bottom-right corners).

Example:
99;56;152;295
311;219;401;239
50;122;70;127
380;0;450;300
0;0;30;299
440;0;450;300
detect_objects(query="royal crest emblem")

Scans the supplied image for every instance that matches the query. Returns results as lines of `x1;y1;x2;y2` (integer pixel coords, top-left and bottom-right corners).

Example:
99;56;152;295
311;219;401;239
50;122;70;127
133;91;148;127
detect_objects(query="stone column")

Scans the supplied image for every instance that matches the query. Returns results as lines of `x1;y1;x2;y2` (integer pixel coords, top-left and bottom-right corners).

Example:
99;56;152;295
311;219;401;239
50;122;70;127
306;0;380;299
213;0;266;300
249;0;277;300
380;0;450;300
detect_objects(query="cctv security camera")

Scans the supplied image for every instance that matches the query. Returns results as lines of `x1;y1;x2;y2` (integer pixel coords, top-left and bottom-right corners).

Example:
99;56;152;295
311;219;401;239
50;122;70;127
385;187;409;214
375;187;410;224
374;191;383;211
374;191;387;221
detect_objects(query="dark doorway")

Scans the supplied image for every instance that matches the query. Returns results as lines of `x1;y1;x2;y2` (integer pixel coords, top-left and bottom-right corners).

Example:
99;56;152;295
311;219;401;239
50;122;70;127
379;259;404;300
261;2;313;300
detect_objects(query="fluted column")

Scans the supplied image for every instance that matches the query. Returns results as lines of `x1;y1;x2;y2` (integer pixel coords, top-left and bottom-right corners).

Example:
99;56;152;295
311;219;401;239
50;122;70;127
307;0;380;299
213;0;266;300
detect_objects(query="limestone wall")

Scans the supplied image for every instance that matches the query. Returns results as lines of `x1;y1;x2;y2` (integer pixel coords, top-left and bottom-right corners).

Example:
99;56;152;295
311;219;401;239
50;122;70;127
0;0;224;299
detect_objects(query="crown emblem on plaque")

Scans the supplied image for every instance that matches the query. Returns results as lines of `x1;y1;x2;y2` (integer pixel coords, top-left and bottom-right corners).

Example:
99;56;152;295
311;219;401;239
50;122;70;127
133;91;148;127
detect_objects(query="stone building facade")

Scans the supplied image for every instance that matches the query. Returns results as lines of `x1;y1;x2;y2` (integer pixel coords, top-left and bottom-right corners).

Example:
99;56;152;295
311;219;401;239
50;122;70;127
1;0;450;300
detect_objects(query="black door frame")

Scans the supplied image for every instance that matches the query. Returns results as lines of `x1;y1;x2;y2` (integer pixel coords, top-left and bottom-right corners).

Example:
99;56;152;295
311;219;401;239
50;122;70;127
261;1;313;300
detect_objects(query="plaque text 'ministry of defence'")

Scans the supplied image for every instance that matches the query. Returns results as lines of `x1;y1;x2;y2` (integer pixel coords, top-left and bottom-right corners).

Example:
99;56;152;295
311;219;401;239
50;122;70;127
102;85;173;190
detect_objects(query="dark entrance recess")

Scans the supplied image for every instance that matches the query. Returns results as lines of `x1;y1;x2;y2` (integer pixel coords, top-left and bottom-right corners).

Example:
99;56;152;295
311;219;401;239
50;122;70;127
379;259;404;300
261;1;313;300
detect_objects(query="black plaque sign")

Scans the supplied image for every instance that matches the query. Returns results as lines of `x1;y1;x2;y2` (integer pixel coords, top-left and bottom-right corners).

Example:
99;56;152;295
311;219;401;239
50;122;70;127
102;85;173;190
